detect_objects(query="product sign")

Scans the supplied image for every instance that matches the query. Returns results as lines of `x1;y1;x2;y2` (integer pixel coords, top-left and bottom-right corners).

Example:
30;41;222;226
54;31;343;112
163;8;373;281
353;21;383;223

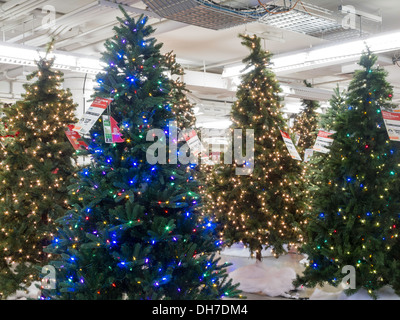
294;133;301;146
304;148;314;163
73;97;113;135
65;127;88;150
381;107;400;141
102;115;113;143
313;130;335;154
280;130;302;161
182;129;203;156
110;116;125;143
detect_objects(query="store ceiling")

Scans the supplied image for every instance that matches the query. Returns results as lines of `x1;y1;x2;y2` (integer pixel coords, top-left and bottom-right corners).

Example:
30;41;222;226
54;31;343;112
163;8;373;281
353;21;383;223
0;0;399;121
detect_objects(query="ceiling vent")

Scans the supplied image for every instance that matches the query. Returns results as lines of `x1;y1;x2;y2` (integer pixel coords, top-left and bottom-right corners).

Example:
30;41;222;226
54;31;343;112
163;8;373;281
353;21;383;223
142;0;261;30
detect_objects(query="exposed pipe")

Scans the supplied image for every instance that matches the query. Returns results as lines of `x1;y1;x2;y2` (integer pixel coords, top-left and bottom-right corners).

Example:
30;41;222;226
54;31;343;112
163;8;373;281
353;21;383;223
97;0;162;19
23;6;110;47
0;0;26;12
52;7;106;37
6;1;100;43
0;0;47;21
0;13;35;33
52;18;188;52
54;20;118;47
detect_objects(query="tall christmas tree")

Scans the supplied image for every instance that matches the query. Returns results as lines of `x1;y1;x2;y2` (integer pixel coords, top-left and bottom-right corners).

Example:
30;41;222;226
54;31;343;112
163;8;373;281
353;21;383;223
294;50;400;298
291;81;319;159
0;52;78;298
205;34;306;261
42;9;239;300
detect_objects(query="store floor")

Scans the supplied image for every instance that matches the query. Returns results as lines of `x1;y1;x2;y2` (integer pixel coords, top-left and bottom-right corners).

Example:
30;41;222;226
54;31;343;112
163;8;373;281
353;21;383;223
218;251;310;300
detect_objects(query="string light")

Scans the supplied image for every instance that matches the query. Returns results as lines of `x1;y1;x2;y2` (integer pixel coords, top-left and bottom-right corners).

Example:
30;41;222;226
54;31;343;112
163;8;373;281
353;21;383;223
203;34;306;261
39;11;238;301
0;52;79;299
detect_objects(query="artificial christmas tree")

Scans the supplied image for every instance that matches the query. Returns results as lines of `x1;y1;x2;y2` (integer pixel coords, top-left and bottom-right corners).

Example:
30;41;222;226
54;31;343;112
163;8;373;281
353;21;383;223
42;9;239;300
291;81;319;159
0;52;78;298
295;50;400;298
164;51;197;130
205;34;306;261
318;85;347;132
0;103;14;159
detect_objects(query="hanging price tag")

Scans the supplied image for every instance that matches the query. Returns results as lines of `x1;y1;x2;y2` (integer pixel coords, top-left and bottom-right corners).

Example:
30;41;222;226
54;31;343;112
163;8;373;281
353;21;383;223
102;115;113;143
294;132;301;146
313;130;335;153
65;127;88;150
110;116;125;143
280;130;302;161
381;107;400;141
73;97;113;135
304;148;314;163
182;129;203;156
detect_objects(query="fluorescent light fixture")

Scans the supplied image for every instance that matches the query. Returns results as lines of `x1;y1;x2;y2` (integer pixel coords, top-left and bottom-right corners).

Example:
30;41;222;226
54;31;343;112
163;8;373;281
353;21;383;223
222;29;400;77
0;41;103;74
197;119;232;129
222;63;254;78
76;57;106;73
271;30;400;74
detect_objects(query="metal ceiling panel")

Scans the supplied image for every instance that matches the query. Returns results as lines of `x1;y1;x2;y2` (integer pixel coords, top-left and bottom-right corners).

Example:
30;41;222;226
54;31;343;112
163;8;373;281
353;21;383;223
143;0;257;30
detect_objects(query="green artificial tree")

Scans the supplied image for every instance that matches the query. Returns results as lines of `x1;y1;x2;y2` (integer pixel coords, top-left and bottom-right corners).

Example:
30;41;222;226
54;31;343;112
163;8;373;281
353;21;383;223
289;81;320;231
205;34;306;261
301;86;348;224
294;50;400;299
291;81;319;159
318;85;347;132
42;9;239;300
0;53;78;298
164;51;197;130
0;103;14;159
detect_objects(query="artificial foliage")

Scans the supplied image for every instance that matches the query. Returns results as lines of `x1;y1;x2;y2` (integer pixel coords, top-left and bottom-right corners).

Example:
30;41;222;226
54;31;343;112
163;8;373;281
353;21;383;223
301;86;348;230
205;34;306;261
0;54;78;298
294;50;400;298
291;80;319;158
0;104;15;160
318;85;347;132
164;51;197;130
42;9;240;300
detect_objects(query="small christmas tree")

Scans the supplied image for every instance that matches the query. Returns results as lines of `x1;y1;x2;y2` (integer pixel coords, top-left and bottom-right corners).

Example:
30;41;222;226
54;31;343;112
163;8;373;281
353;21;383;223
318;85;347;132
43;9;239;300
164;51;197;130
294;50;400;298
205;34;306;261
291;81;319;159
302;86;348;222
0;50;78;298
